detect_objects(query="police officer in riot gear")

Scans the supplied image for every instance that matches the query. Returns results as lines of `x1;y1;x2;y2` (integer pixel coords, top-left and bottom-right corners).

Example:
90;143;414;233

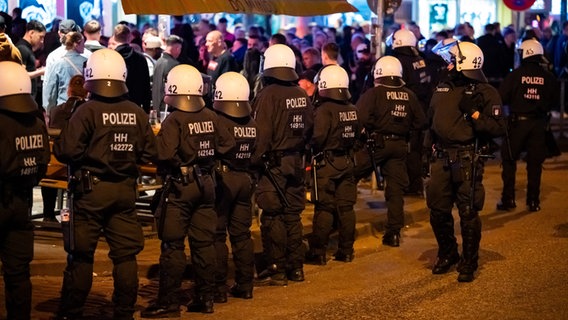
305;64;360;265
0;61;50;320
141;64;234;318
427;41;506;282
389;28;432;195
252;44;314;286
354;56;427;247
212;72;257;301
497;39;559;212
54;49;157;319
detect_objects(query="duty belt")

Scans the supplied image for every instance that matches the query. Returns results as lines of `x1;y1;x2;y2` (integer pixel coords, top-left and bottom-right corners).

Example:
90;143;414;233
325;149;350;156
512;113;542;121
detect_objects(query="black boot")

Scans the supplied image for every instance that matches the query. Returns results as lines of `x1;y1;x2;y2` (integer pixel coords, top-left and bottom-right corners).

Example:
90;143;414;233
305;251;326;265
254;264;287;286
230;283;253;299
287;268;305;282
187;296;214;314
458;216;481;282
333;251;354;262
140;303;180;318
527;200;541;212
496;198;516;211
382;230;400;247
432;252;460;274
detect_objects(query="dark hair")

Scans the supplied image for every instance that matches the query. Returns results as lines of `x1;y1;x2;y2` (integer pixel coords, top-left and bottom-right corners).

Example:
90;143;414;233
219;17;228;24
270;33;287;45
26;20;46;33
322;42;339;60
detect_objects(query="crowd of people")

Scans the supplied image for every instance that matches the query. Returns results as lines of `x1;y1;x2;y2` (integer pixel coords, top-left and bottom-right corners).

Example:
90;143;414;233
0;10;563;319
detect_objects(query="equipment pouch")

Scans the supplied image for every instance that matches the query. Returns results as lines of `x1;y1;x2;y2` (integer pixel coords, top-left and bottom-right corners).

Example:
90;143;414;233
180;166;193;185
192;164;204;191
81;170;93;193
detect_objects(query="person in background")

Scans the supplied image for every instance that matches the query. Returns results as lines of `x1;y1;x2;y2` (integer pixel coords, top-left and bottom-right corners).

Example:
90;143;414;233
16;20;46;100
152;35;182;113
217;17;235;47
43;31;86;112
83;20;105;52
205;30;238;90
298;69;318;100
142;35;163;80
113;23;152;113
302;47;323;72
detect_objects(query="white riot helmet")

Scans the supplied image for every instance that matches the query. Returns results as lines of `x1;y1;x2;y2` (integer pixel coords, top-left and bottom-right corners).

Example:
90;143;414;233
262;44;298;81
374;56;403;79
390;29;417;49
164;64;205;112
449;41;487;83
317;64;351;101
213;72;251;117
0;61;37;113
519;39;544;59
83;48;128;97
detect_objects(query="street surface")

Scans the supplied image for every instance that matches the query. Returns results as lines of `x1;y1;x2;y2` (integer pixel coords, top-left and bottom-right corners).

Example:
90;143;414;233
1;152;568;320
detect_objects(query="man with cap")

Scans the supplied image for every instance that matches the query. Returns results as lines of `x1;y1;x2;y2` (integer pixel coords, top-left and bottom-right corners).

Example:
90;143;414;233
0;61;50;320
351;43;374;103
0;14;23;64
53;49;157;319
252;44;314;286
143;35;162;80
140;64;234;317
43;19;91;109
427;41;506;282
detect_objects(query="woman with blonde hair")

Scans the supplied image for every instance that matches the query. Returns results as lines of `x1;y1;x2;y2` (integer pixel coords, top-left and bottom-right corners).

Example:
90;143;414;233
43;31;87;112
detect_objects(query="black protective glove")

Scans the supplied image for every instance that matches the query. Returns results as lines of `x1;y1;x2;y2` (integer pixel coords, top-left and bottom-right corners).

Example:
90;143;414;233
459;91;483;116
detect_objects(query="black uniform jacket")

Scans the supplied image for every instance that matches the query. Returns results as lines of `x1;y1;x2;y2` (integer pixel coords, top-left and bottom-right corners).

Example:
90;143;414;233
356;83;427;136
54;98;157;178
499;60;559;115
429;80;506;146
252;83;314;162
155;107;234;170
311;99;361;154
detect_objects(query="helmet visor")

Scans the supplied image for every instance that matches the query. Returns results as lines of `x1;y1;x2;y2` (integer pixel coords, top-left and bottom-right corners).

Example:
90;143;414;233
432;40;458;65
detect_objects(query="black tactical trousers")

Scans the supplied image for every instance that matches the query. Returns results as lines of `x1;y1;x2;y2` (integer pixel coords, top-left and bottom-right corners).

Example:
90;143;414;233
426;154;484;268
157;176;216;305
256;154;305;273
0;187;34;320
59;177;143;319
214;170;255;291
501;118;546;204
406;130;424;193
310;154;357;256
354;140;409;232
